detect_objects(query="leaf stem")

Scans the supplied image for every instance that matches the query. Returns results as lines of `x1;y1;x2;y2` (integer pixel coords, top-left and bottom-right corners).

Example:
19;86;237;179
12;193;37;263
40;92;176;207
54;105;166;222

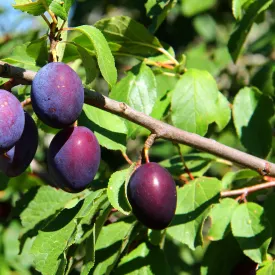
122;152;133;165
157;47;179;66
41;14;51;28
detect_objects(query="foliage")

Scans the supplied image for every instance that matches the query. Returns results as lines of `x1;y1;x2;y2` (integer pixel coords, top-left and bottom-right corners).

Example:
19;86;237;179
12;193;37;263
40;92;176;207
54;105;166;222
1;0;275;274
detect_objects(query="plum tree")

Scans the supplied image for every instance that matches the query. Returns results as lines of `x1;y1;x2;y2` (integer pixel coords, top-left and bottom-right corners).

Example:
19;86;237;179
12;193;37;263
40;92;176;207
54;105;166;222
0;89;25;154
0;112;38;177
48;126;101;192
31;62;84;128
127;162;177;230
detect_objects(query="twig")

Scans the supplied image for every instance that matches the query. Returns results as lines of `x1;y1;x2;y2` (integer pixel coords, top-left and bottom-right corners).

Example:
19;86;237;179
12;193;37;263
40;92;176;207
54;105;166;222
174;143;194;181
221;181;275;197
41;14;51;28
122;152;133;165
1;62;275;177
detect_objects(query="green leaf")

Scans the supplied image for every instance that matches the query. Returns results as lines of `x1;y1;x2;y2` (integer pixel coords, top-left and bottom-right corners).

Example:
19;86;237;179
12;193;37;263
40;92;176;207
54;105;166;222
77;46;97;88
201;233;242;275
193;14;217;42
13;0;53;16
49;0;74;20
94;16;175;62
79;103;127;152
159;153;215;178
145;0;177;33
114;242;171;275
264;193;275;238
207;198;238;241
233;87;274;158
26;35;48;67
231;202;272;263
110;62;157;137
167;177;221;250
2;44;40;70
232;0;254;20
91;219;137;275
181;0;217;17
73;25;117;88
107;165;135;215
171;69;230;136
228;0;273;62
257;261;275;274
20;186;79;233
251;63;275;97
56;20;68;62
31;204;81;275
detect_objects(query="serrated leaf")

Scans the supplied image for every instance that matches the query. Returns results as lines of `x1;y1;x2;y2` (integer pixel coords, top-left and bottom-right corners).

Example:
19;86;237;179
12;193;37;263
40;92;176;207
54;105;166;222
167;177;221;250
114;242;170;275
110;62;157;137
73;25;117;88
228;0;273;62
145;0;177;33
31;205;81;275
94;16;175;62
231;202;272;263
257;261;275;274
201;234;242;275
79;103;127;152
20;186;79;233
207;198;238;241
233;87;274;158
107;165;135;215
181;0;217;17
171;69;230;136
13;0;53;16
91;219;137;275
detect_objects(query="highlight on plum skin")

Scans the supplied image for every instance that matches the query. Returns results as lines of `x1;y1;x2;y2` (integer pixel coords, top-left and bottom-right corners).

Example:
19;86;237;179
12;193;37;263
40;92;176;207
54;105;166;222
0;89;25;154
48;126;101;193
127;162;177;230
0;112;38;177
31;62;84;129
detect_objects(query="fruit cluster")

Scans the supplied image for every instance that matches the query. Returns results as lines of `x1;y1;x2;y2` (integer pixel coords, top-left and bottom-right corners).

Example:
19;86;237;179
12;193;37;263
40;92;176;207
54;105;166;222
0;62;177;230
0;62;100;193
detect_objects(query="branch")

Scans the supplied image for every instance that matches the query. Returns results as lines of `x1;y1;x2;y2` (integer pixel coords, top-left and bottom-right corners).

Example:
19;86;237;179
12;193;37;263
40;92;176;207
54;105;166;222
1;62;275;176
221;181;275;197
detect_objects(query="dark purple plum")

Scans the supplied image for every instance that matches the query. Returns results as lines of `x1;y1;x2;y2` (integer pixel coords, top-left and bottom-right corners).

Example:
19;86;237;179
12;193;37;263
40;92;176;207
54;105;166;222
31;62;84;128
0;89;25;154
127;162;177;230
48;126;101;193
0;112;38;177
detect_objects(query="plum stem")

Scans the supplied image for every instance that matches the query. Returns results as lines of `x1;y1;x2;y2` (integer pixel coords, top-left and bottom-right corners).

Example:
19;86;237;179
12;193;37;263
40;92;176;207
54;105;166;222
143;134;157;163
122;152;133;165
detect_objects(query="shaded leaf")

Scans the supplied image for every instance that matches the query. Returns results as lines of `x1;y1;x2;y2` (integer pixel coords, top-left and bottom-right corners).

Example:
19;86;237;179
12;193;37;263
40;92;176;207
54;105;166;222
231;202;272;263
233;87;274;158
167;177;221;250
181;0;217;17
13;0;53;16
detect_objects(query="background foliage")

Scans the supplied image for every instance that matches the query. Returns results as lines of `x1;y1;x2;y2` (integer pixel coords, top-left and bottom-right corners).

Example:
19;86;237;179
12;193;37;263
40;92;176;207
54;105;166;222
1;0;275;274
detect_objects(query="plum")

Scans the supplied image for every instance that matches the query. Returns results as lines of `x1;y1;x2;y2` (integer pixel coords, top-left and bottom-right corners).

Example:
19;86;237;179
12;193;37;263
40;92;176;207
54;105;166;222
127;162;177;230
0;89;25;154
31;62;84;128
48;126;101;192
0;112;38;177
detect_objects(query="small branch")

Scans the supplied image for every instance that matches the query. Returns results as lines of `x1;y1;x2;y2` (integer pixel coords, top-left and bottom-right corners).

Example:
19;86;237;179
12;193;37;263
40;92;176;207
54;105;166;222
175;143;194;181
122;152;133;165
221;181;275;198
2;62;275;177
143;133;157;163
56;20;66;39
41;14;51;28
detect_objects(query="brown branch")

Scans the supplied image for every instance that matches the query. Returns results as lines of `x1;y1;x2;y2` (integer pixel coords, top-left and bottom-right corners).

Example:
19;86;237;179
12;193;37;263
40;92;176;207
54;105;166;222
221;181;275;197
1;62;275;176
